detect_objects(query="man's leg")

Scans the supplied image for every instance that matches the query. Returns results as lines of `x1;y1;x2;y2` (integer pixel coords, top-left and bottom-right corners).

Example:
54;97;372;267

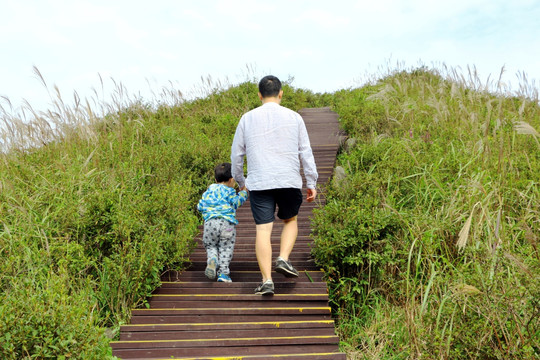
255;222;274;282
279;216;298;261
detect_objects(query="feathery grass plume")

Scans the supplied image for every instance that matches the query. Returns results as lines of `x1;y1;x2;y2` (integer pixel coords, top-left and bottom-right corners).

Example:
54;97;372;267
33;65;47;89
516;70;539;101
457;202;481;250
514;120;540;137
495;65;506;93
504;252;533;276
514;120;540;147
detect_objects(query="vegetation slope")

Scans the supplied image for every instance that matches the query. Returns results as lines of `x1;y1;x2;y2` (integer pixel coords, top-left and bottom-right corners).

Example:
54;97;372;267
0;67;538;359
312;67;539;359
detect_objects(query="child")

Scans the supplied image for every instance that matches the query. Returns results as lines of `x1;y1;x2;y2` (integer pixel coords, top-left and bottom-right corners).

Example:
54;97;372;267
197;162;248;282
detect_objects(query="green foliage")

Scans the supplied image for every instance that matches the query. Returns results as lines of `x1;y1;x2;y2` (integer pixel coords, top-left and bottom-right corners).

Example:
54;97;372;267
0;272;110;359
330;86;387;136
281;83;333;110
312;66;540;359
0;79;330;358
2;66;538;359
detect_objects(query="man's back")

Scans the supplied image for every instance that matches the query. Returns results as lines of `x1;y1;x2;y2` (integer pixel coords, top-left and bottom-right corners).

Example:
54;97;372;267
231;102;316;191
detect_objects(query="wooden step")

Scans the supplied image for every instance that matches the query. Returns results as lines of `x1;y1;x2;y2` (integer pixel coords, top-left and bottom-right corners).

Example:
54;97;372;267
119;326;337;341
112;335;340;349
112;344;345;359
126;354;346;360
120;319;337;333
161;271;325;283
129;313;334;325
154;281;327;293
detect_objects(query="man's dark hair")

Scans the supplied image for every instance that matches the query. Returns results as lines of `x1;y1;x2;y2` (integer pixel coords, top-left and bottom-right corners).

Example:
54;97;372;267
215;162;232;183
258;75;282;98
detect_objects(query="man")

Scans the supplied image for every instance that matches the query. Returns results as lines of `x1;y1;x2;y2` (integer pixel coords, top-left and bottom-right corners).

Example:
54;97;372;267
231;75;318;295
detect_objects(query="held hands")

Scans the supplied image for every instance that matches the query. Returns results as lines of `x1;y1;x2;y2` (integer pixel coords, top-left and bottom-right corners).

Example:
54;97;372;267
306;188;317;202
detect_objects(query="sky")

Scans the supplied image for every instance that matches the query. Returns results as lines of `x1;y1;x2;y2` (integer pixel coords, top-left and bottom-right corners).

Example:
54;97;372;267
1;0;539;115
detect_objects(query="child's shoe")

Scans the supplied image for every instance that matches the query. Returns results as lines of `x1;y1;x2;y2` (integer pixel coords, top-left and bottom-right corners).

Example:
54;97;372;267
217;274;232;282
205;257;217;280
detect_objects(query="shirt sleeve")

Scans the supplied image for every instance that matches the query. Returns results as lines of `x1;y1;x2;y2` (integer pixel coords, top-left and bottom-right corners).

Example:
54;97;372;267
298;116;318;189
231;117;246;189
226;188;248;209
197;190;207;212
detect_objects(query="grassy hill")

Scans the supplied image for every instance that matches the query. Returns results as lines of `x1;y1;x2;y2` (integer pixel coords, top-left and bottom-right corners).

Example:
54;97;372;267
0;67;538;359
312;67;539;359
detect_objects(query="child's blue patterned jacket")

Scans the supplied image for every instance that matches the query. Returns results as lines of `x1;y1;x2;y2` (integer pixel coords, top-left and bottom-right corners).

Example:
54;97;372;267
197;184;248;224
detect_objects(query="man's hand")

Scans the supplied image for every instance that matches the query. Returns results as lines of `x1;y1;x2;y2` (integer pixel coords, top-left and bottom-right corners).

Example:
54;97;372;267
306;188;317;202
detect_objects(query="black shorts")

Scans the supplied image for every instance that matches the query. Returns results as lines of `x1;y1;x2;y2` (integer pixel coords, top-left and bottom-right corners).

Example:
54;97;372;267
249;188;303;225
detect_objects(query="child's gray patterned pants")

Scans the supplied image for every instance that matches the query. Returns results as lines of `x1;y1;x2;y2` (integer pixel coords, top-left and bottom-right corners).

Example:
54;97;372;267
202;218;236;275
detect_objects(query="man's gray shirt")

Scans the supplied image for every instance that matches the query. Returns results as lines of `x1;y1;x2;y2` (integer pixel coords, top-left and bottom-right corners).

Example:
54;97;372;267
231;102;318;191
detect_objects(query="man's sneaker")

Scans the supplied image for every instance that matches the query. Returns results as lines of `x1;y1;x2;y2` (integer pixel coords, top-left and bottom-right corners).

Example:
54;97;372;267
254;279;274;295
217;274;232;282
205;257;217;280
275;257;299;277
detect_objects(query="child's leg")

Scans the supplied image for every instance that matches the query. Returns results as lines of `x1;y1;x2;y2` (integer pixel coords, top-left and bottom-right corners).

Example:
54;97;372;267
202;219;220;260
217;221;236;275
202;219;219;274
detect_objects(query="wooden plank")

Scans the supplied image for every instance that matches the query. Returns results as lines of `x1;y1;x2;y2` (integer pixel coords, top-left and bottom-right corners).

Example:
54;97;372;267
147;301;329;310
150;292;328;299
125;354;346;360
131;307;331;316
162;271;325;283
111;335;340;349
120;327;337;341
113;344;344;359
155;282;327;293
129;314;333;325
151;289;326;296
120;319;336;333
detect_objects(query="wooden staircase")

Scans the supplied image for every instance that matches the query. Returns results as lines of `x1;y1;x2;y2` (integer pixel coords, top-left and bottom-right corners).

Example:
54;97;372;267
111;107;346;359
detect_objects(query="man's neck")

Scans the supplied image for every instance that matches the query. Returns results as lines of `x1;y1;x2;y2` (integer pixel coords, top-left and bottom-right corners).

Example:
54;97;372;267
261;97;281;104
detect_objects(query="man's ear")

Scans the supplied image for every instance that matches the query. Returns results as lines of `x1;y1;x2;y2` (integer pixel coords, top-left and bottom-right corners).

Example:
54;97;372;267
258;92;263;100
278;90;283;99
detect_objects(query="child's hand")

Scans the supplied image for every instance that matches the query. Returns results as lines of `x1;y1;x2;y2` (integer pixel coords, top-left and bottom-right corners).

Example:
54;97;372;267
239;186;247;192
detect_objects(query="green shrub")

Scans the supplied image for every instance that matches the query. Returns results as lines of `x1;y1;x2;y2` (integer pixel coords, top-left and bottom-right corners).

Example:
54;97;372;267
0;79;330;358
0;271;110;359
312;66;540;359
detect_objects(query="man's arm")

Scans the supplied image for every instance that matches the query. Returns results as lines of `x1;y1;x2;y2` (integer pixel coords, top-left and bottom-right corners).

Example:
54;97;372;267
231;118;247;188
298;117;318;192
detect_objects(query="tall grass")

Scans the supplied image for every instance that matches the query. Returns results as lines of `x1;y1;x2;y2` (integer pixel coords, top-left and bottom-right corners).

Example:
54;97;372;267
312;64;539;359
0;71;199;358
2;63;537;359
0;70;330;358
